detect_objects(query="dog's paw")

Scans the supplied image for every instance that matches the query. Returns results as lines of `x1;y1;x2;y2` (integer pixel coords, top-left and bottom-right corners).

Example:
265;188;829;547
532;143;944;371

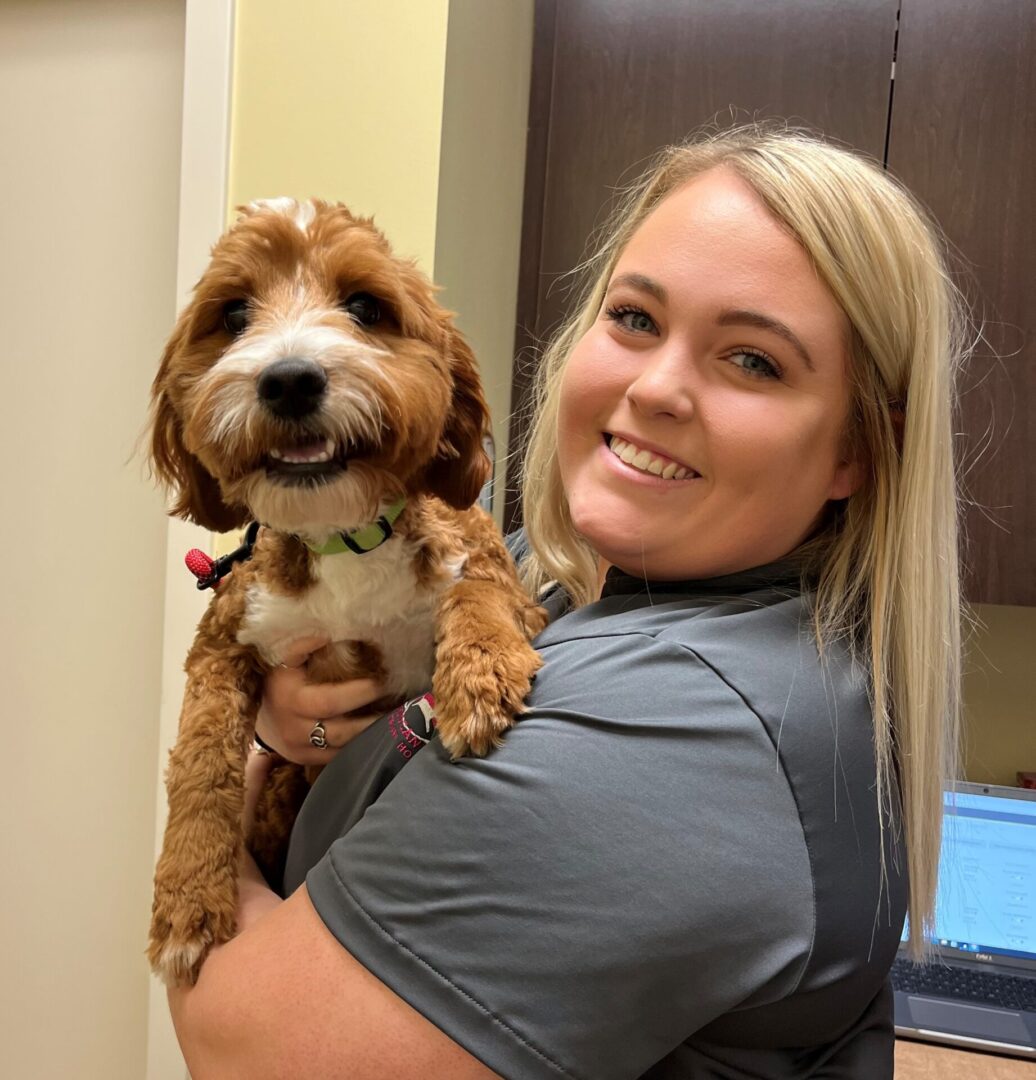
435;699;511;760
521;602;550;639
149;933;211;988
148;876;237;986
434;636;542;759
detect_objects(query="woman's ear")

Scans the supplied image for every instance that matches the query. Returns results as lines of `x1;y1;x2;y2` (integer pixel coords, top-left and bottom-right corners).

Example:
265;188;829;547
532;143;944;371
829;398;904;501
423;326;492;510
828;456;866;501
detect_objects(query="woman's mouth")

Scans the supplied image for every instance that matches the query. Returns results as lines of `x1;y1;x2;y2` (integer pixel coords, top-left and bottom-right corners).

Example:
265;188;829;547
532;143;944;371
605;434;699;480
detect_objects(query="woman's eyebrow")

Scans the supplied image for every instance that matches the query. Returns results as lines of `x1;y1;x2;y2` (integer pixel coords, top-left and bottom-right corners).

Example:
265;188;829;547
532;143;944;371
608;272;668;304
716;308;816;372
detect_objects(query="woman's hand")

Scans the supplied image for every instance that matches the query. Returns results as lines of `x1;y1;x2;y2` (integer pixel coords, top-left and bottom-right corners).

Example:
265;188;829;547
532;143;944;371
255;636;387;766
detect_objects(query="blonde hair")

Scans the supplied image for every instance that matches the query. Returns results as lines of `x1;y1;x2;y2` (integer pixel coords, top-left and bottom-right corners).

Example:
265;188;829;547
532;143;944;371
520;124;965;959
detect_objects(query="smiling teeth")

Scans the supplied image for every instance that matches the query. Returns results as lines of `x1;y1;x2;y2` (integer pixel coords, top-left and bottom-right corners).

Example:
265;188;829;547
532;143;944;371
610;437;691;480
270;438;336;464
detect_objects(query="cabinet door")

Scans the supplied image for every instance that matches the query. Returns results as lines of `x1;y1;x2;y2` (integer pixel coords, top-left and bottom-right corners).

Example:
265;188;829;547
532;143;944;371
508;0;899;529
887;0;1036;605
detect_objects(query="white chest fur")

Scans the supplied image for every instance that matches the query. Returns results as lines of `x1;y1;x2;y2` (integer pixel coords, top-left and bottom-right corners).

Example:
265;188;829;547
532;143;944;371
237;536;466;697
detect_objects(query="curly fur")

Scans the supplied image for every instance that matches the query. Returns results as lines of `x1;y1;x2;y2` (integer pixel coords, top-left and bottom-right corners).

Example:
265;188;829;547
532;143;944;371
147;199;546;986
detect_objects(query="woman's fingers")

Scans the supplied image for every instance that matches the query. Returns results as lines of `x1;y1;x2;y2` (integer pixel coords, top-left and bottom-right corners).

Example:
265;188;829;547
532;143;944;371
256;634;389;764
277;634;332;669
256;646;388;765
254;709;383;767
263;664;385;722
262;661;311;718
294;677;386;719
304;713;383;754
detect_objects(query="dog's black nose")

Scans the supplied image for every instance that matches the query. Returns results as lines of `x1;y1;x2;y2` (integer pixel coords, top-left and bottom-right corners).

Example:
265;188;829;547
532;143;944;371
257;358;327;419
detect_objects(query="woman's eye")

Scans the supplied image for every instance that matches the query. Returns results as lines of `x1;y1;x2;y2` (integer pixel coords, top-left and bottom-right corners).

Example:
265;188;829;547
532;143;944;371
341;292;382;326
605;305;658;335
222;299;250;335
729;349;781;379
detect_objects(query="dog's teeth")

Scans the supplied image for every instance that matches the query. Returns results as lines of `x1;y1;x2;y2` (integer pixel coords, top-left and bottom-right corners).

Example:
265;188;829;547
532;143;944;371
269;441;338;465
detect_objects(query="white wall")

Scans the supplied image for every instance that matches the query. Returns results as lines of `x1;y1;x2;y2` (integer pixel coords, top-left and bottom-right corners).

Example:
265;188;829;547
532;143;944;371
146;4;235;1075
0;2;185;1078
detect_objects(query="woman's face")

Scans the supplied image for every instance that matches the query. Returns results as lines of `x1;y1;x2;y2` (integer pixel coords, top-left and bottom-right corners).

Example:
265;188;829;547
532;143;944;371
557;166;862;582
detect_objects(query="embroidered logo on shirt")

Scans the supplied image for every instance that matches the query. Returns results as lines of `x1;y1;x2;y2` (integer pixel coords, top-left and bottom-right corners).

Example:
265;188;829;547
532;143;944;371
387;692;436;760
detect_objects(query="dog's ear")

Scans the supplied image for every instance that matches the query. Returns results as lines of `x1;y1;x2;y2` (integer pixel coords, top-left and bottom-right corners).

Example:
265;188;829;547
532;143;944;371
149;321;250;533
424;325;492;510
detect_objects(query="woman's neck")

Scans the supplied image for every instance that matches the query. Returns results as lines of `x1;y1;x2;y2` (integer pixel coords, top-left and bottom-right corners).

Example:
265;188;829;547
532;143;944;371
596;557;612;599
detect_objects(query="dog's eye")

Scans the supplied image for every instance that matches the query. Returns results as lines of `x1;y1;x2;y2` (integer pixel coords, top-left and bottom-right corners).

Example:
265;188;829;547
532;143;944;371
222;299;250;335
341;292;381;327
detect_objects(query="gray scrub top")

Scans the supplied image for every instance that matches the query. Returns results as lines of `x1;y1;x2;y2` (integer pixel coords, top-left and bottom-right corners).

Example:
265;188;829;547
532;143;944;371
285;558;907;1079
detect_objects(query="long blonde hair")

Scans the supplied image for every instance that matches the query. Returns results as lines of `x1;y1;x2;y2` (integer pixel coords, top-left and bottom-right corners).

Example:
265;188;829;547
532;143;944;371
520;125;966;958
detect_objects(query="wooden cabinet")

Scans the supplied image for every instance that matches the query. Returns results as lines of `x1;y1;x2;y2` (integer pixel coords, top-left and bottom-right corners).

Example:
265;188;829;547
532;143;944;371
507;0;1035;605
886;0;1036;605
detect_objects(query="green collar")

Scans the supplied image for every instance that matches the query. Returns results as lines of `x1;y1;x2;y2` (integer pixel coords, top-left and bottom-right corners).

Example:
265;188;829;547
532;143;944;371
303;498;407;555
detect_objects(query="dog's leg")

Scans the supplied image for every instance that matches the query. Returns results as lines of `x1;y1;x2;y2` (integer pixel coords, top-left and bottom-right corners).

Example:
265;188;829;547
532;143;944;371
433;531;548;759
148;646;261;986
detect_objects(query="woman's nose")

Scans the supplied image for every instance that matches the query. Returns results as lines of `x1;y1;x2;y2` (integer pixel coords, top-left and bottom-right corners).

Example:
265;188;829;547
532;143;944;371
625;350;696;421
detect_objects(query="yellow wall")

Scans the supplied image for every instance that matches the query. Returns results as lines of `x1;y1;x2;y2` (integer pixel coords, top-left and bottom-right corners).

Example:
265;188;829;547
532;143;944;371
963;605;1036;785
224;0;534;546
229;0;450;268
435;0;535;511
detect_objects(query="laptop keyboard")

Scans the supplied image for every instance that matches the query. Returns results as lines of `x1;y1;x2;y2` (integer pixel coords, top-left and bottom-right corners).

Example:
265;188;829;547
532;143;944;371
892;957;1036;1012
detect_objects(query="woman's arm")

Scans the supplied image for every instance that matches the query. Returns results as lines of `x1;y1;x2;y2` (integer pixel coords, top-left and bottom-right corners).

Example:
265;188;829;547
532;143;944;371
167;751;498;1080
168;886;498;1080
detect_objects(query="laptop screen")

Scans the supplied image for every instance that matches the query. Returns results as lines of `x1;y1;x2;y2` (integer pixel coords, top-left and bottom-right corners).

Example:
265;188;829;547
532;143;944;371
903;784;1036;963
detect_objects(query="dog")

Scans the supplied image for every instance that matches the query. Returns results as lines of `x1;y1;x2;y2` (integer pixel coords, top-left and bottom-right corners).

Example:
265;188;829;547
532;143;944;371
147;198;547;987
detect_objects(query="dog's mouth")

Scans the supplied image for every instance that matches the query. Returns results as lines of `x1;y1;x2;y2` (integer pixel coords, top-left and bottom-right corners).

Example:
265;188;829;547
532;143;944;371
262;436;371;485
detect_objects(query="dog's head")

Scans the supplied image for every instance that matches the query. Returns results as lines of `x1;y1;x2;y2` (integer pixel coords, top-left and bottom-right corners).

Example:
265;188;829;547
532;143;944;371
149;198;491;535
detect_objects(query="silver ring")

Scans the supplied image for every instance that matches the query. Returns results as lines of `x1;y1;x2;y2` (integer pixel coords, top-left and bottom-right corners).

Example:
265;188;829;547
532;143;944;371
309;721;328;749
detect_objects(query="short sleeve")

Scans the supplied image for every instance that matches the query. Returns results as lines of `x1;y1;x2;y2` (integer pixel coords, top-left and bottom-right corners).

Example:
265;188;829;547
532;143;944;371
305;625;816;1080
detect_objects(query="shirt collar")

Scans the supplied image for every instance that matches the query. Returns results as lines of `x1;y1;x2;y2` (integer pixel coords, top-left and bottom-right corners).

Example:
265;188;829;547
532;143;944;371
599;554;809;600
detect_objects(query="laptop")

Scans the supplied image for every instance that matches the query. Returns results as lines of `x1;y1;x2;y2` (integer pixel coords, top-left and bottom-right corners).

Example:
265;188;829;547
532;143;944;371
892;780;1036;1059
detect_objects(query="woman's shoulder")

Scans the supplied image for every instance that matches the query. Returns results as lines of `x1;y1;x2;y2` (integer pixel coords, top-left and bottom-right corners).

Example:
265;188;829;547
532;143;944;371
532;575;878;819
535;569;852;710
517;575;905;1050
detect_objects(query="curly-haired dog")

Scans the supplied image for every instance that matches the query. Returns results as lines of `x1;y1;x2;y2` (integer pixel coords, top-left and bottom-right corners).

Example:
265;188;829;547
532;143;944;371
147;198;546;986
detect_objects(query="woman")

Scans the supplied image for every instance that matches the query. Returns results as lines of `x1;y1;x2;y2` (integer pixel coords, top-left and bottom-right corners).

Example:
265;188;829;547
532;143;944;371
169;126;964;1078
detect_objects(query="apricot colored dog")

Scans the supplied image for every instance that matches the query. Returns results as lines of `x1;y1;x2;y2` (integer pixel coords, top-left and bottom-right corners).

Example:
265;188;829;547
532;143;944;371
147;199;545;986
